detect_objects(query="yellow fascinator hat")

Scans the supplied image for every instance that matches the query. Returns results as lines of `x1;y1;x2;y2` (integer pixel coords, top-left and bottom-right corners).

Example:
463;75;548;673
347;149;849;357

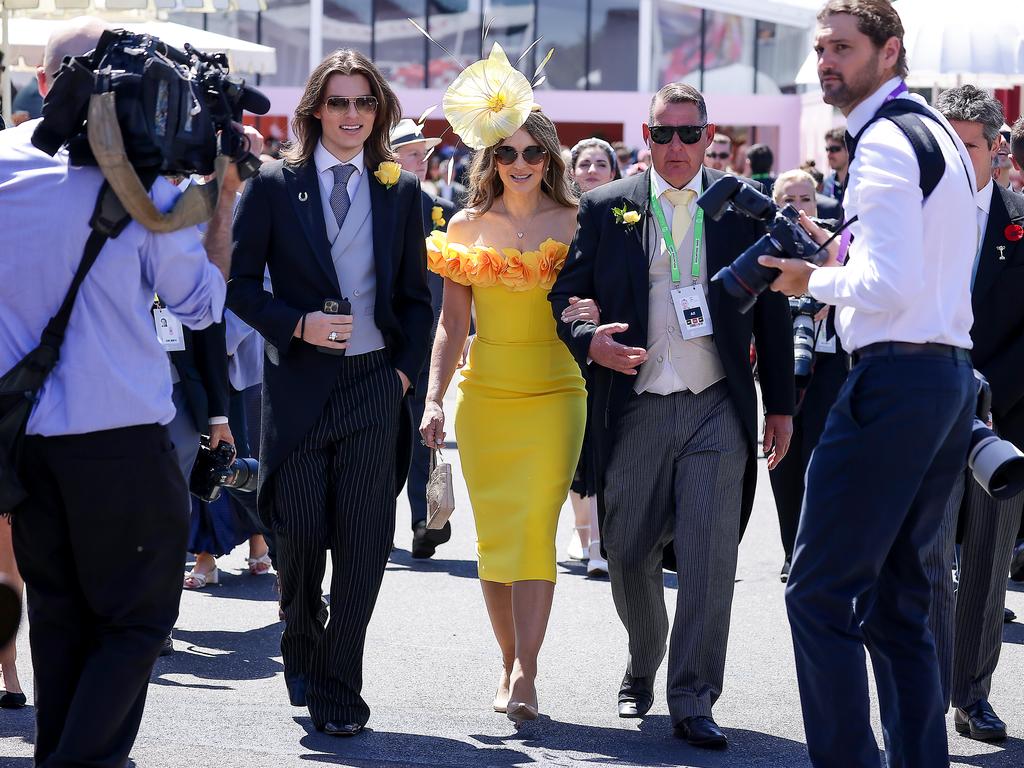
411;19;553;151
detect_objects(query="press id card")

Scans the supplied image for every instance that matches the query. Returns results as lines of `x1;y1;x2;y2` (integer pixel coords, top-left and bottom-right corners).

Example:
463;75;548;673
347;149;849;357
671;284;713;339
153;307;186;351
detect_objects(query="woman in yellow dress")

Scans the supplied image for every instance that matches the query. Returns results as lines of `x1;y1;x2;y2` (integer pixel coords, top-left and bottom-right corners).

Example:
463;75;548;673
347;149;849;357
419;107;589;726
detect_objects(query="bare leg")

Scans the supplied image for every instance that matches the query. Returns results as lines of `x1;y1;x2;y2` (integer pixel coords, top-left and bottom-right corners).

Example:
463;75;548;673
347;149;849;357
480;579;515;710
0;520;24;694
183;552;217;588
568;492;591;551
247;534;271;574
508;579;556;713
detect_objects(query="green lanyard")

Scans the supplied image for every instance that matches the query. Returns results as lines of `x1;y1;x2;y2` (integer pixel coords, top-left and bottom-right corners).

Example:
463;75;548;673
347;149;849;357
649;178;704;285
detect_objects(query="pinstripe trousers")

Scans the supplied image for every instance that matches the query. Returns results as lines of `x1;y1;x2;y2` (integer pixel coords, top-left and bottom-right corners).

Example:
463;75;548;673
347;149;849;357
273;350;402;729
603;381;748;722
926;470;1024;709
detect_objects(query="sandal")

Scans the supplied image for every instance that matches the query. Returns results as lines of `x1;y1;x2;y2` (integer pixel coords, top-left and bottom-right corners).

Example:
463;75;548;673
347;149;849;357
183;567;219;589
246;551;272;575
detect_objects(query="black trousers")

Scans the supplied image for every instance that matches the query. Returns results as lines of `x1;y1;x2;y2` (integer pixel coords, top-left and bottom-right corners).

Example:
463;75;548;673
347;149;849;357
273;351;401;728
769;350;848;561
12;424;188;768
785;352;975;768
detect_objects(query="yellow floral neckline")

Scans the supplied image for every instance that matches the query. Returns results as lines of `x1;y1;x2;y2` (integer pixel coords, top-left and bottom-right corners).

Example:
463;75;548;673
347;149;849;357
426;231;570;291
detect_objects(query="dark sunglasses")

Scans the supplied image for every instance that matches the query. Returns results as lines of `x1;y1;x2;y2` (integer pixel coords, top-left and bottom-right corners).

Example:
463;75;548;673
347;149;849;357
323;95;378;114
494;145;548;165
825;144;845;153
649;124;707;145
705;151;730;160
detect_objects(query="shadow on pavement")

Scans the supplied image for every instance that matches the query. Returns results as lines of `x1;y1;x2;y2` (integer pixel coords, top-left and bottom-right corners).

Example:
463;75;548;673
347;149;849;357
953;736;1024;767
386;549;478;580
0;704;35;750
179;569;280;603
151;623;284;687
1003;621;1024;645
295;719;533;767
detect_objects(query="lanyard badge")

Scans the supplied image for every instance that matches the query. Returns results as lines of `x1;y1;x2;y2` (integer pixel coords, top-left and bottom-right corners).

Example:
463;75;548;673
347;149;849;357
649;177;704;285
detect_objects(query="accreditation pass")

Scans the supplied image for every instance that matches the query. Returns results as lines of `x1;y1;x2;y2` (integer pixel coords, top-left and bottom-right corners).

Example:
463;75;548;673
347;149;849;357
671;284;713;340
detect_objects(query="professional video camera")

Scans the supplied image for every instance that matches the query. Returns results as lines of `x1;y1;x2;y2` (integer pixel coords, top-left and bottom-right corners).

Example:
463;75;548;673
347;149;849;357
697;176;831;312
31;28;269;232
970;372;1024;500
189;436;258;503
789;296;825;385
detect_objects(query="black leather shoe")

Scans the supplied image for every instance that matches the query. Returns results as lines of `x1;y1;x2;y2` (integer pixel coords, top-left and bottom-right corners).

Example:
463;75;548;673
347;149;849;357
411;520;452;559
780;558;791;583
1005;607;1016;623
617;672;654;718
285;675;307;708
321;721;363;737
0;691;27;709
1010;540;1024;582
159;634;174;657
675;716;728;748
954;700;1007;742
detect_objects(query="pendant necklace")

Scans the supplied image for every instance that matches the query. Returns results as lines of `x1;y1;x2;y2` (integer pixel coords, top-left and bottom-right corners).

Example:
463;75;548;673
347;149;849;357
503;203;531;242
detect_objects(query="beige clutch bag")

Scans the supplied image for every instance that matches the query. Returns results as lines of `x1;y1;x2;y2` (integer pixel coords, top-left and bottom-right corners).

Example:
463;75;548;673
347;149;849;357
426;449;455;530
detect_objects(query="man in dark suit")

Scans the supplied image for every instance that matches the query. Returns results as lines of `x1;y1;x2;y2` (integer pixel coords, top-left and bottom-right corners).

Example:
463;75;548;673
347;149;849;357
925;86;1024;742
549;83;794;748
390;118;458;558
227;50;433;737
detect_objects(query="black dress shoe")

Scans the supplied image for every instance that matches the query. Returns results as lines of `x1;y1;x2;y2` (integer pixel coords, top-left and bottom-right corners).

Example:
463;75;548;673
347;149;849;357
1004;607;1016;623
617;672;654;718
321;721;363;737
0;691;27;709
285;675;307;708
675;716;728;748
780;558;791;583
954;700;1007;742
411;520;452;559
159;634;174;657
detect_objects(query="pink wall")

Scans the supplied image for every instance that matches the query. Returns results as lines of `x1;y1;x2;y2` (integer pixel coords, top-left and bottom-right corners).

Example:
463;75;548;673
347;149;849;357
260;86;804;172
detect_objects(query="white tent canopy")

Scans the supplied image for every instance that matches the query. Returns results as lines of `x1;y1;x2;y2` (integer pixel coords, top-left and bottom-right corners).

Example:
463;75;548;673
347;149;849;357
5;16;276;73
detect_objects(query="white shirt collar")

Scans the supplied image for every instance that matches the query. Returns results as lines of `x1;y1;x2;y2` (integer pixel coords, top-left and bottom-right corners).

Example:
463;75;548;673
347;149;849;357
314;140;365;178
977;180;994;214
846;77;906;138
649;165;703;202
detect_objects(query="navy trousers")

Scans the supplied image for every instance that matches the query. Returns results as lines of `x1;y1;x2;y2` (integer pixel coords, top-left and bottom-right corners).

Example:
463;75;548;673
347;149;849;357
785;351;975;768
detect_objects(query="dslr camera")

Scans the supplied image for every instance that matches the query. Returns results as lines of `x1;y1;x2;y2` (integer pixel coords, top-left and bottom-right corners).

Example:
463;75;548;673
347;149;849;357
189;436;258;503
697;176;830;312
970;372;1024;500
790;296;825;385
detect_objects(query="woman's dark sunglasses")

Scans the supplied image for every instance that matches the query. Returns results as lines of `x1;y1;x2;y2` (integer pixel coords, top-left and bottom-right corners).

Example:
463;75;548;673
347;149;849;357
323;95;378;114
494;145;548;165
705;151;730;160
825;144;845;154
649;124;707;145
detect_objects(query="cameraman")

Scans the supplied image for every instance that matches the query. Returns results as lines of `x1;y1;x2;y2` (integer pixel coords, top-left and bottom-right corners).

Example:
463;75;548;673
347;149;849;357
760;2;976;767
765;170;848;583
0;18;253;768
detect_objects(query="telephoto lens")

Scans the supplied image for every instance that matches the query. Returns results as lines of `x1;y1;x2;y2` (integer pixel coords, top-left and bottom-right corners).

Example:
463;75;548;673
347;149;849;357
969;372;1024;500
189;439;259;502
792;312;816;382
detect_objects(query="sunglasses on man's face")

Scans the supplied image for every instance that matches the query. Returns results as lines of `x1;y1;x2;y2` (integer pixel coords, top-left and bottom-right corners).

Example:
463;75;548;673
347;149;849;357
705;151;730;160
649;124;707;145
323;95;378;115
825;144;845;154
494;145;548;165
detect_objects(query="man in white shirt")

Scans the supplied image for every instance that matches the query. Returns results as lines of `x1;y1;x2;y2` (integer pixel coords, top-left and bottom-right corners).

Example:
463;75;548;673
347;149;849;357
760;3;977;767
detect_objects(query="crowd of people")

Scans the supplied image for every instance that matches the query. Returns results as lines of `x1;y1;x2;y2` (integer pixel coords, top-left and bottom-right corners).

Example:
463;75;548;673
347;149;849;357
1;1;1023;767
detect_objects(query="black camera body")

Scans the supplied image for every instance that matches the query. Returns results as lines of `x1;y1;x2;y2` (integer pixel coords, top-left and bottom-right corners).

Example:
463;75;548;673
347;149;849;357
969;372;1024;500
789;296;825;384
189;437;258;502
697;176;828;312
32;28;269;179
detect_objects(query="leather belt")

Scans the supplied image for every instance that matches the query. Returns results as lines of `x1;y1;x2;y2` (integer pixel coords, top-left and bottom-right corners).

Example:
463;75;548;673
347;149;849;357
850;341;971;366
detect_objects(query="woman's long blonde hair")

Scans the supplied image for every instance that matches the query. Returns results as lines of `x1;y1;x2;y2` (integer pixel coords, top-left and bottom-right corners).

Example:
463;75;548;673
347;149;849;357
464;111;578;217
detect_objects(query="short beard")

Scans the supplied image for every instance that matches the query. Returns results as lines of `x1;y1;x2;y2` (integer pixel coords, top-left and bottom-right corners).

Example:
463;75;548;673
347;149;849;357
821;49;884;112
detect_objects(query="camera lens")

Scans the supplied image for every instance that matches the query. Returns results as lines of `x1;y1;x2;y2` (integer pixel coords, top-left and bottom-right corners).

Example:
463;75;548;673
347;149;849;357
968;420;1024;500
793;314;816;381
711;234;782;313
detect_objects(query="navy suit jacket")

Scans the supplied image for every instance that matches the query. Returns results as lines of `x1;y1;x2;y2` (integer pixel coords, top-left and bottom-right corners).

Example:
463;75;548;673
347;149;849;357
227;158;433;522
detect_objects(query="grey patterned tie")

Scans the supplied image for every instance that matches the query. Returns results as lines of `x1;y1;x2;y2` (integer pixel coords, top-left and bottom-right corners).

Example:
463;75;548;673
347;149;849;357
329;163;356;230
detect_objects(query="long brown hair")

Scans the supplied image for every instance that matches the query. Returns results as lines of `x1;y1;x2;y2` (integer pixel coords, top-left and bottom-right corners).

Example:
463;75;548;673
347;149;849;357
282;49;401;168
465;111;578;218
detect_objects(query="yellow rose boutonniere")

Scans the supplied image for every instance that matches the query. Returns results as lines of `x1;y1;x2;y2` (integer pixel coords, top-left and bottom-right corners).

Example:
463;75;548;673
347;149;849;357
431;205;446;228
374;161;402;189
612;203;641;229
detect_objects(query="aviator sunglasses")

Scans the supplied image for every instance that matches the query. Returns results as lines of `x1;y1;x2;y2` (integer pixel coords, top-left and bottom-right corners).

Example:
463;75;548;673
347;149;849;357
494;145;548;165
649;124;707;145
825;144;845;154
323;95;379;114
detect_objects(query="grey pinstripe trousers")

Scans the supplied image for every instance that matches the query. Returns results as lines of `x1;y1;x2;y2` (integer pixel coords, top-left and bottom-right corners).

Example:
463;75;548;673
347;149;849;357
603;382;748;722
926;470;1024;709
273;350;402;729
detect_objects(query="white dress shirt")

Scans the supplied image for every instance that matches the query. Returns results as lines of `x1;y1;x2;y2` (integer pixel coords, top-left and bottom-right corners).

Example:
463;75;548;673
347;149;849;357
973;180;993;289
807;77;977;352
314;140;364;235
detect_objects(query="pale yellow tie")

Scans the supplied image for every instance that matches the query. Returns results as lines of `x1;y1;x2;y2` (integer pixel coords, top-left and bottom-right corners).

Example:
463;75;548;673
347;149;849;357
663;188;697;248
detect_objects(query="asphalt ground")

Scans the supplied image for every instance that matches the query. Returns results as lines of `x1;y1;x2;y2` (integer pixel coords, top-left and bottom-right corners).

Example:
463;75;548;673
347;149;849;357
2;378;1023;768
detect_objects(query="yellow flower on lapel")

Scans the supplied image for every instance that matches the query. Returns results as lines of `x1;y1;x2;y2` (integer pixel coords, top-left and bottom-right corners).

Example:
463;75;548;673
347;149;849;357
622;210;641;225
431;205;446;228
374;161;402;189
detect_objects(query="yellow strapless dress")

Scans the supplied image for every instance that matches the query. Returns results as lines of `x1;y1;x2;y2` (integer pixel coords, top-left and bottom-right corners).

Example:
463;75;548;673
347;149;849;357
426;233;586;583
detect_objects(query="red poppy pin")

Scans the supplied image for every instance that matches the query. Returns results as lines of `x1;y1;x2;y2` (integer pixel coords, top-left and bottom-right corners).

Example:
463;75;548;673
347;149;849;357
1004;223;1024;242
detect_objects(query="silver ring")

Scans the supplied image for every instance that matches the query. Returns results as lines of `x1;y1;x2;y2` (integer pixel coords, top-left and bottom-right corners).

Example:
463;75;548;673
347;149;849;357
328;331;339;342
